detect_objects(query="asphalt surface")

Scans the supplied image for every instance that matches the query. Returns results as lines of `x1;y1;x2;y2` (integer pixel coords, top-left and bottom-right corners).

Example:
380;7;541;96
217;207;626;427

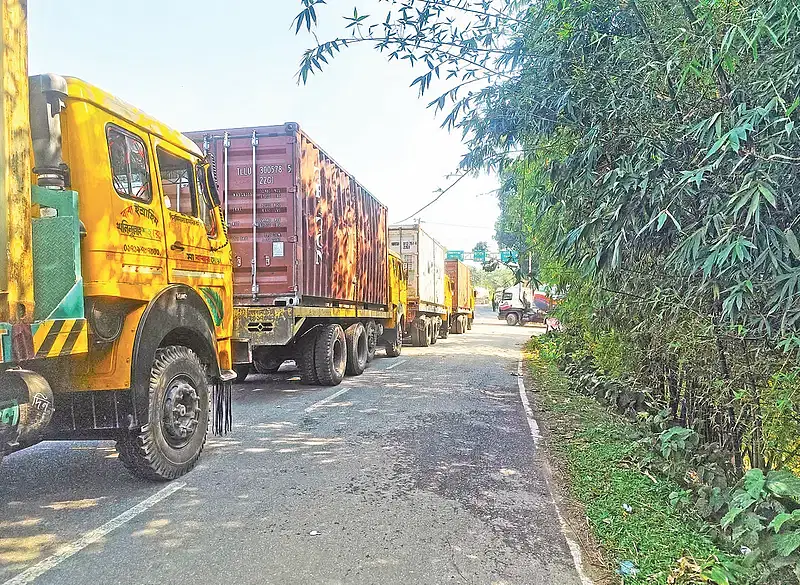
0;307;584;585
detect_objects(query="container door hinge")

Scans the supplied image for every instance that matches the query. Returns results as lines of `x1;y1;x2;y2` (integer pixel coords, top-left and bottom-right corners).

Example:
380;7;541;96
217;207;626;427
288;235;298;243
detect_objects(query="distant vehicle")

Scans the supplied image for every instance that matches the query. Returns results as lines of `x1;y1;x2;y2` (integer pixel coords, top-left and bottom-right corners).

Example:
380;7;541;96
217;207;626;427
498;284;554;326
389;224;447;346
444;259;474;335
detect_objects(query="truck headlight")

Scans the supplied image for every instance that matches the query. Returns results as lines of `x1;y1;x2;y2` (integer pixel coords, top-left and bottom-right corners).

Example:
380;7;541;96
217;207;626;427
88;301;124;343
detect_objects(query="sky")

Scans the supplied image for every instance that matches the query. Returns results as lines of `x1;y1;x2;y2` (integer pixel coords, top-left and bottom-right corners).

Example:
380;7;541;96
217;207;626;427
28;0;500;255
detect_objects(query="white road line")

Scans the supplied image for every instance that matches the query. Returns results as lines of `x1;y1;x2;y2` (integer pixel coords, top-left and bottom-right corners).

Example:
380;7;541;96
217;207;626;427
3;482;186;585
516;360;542;446
304;387;351;413
384;359;408;371
516;357;594;585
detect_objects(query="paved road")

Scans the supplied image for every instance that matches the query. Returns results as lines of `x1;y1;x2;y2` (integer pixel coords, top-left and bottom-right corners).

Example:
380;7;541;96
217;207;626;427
0;307;584;585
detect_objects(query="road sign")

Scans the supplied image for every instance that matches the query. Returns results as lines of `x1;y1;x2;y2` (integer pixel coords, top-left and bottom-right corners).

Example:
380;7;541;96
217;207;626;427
473;249;486;263
446;250;465;261
500;250;519;262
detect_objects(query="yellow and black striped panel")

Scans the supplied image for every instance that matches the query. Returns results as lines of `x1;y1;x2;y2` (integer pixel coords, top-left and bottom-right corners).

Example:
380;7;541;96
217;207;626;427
33;319;89;359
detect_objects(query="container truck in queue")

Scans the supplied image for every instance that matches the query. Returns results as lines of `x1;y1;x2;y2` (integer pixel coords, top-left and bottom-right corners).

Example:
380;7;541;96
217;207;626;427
444;259;475;335
388;224;448;346
0;2;235;480
187;124;405;387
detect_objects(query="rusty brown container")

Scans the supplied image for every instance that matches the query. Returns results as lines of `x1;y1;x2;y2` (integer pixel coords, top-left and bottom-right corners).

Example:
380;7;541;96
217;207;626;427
445;259;472;312
186;123;388;308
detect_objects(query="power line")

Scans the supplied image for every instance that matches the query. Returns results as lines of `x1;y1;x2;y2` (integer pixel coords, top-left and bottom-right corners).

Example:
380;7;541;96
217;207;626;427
395;173;470;224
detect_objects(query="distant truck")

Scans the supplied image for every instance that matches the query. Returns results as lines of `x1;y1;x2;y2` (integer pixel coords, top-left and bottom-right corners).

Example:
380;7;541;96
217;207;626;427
498;284;553;326
388;224;447;346
443;259;474;335
188;124;405;386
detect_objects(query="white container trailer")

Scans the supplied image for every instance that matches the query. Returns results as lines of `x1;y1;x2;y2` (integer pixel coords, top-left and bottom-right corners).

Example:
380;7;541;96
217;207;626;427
389;224;447;346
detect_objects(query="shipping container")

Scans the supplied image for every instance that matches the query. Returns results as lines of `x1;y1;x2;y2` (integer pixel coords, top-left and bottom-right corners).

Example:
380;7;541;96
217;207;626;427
445;259;472;313
388;224;446;346
186;123;404;386
388;224;446;311
187;123;388;309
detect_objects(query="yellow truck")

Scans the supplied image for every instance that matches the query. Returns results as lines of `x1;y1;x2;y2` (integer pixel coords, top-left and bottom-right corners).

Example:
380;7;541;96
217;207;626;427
0;3;233;479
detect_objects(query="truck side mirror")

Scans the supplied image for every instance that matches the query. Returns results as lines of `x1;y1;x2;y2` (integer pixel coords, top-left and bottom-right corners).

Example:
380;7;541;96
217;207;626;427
204;164;220;206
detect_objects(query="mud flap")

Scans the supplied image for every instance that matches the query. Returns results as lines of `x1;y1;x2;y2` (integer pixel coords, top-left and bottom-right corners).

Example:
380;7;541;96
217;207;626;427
212;377;233;435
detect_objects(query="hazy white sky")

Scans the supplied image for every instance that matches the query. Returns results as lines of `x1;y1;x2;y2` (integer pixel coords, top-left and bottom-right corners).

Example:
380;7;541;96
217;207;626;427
28;0;499;254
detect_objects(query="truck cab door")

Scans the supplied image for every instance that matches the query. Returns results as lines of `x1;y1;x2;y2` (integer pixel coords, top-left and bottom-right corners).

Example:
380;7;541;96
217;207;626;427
152;139;232;339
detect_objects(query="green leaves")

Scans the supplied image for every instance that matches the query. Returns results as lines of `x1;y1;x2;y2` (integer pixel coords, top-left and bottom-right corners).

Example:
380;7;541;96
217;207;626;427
765;470;800;499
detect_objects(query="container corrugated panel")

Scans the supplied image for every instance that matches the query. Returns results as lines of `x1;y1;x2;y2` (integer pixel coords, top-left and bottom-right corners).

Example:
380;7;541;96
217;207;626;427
388;225;446;308
188;123;388;307
445;259;472;312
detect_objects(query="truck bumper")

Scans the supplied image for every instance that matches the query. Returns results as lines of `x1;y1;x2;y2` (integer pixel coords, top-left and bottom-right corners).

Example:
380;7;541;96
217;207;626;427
234;306;298;347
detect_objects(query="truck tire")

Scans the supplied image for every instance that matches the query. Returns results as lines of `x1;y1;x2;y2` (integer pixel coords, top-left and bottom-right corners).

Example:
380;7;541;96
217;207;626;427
116;346;208;481
364;320;378;363
506;312;520;326
297;330;320;385
345;323;368;376
233;364;251;383
315;324;347;386
385;321;402;357
419;321;431;347
410;322;423;347
253;357;282;374
452;316;462;334
439;320;449;339
467;317;473;330
429;320;438;345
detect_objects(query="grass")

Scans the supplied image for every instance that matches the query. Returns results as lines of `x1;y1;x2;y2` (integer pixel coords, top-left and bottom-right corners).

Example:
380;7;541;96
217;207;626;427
524;338;733;584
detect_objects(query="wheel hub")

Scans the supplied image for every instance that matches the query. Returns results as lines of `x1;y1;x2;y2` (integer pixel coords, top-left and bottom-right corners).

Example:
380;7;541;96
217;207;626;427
162;378;201;447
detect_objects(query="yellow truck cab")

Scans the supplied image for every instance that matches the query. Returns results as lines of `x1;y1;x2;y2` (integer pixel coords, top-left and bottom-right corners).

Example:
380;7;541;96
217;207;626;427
384;250;407;356
0;73;233;480
441;274;454;339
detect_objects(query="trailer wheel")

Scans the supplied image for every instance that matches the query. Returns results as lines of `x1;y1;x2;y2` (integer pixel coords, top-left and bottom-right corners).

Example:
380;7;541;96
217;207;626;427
116;346;208;481
345;323;368;376
439;320;449;339
297;330;320;385
467;317;473;330
506;312;520;326
364;320;378;362
410;322;423;347
452;316;462;334
418;321;431;347
385;321;402;357
233;364;251;383
315;324;347;386
429;320;439;345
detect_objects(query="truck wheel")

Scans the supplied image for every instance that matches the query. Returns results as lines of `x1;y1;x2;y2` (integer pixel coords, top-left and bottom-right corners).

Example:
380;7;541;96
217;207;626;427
440;321;449;339
345;323;368;376
297;330;320;385
429;321;438;345
506;312;520;326
410;324;422;347
452;317;462;334
233;364;251;383
315;324;347;386
364;320;378;362
467;317;473;331
385;321;402;357
253;357;282;374
116;346;208;481
419;321;431;347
